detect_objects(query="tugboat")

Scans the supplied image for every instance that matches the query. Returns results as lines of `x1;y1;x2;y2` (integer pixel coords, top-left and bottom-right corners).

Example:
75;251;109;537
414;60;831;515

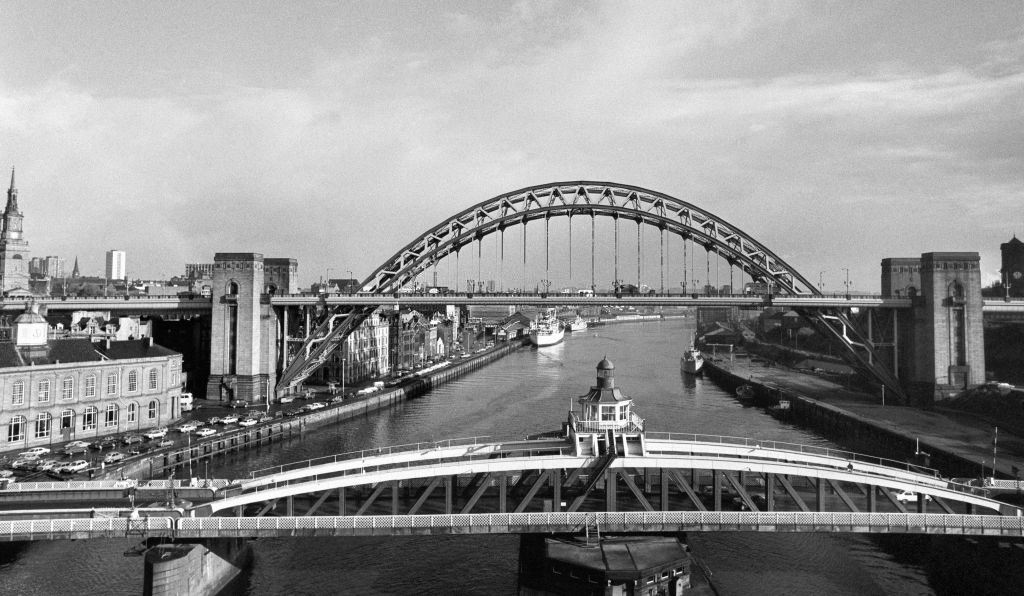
735;384;755;405
529;310;565;347
680;335;704;375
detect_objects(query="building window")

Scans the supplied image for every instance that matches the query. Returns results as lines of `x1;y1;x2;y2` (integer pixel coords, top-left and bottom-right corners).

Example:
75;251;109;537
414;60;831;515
127;402;137;424
8;415;25;442
107;373;118;395
148;400;158;420
12;380;25;405
38;380;50;403
82;407;97;431
61;409;74;429
128;370;138;392
85;374;97;398
148;369;159;390
601;406;616;421
62;377;74;400
104;404;118;428
34;413;51;439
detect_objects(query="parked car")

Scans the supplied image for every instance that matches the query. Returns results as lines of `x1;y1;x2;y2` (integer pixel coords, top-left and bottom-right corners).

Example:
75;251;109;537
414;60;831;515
103;452;126;464
256;413;273;423
304;402;326;411
18;447;51;458
195;427;217;438
143;427;168;440
156;438;175;448
208;416;222;425
278;396;295;404
64;444;89;455
238;418;258;427
127;444;151;456
59;460;89;474
33;459;63;473
176;422;198;433
11;458;38;470
93;437;119;450
283;408;302;417
229;400;247;409
122;434;144;445
329;396;345;404
219;415;239;425
65;440;91;450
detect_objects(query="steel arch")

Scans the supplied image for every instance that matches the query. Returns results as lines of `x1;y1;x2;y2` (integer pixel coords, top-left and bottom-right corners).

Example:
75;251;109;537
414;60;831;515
277;181;906;402
362;181;816;295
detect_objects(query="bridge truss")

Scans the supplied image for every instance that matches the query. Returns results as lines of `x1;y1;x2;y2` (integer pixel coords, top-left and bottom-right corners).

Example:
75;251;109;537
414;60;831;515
277;182;905;400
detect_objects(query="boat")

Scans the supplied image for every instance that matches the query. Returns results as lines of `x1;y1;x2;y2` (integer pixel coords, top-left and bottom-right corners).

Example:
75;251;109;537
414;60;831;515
529;312;564;347
768;399;791;420
680;336;704;375
567;316;588;332
735;384;755;404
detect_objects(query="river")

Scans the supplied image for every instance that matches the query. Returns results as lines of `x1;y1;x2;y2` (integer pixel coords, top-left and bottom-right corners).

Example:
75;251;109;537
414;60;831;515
0;319;951;594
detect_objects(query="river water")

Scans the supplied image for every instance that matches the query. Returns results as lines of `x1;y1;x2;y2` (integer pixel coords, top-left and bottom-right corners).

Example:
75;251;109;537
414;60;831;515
1;319;954;594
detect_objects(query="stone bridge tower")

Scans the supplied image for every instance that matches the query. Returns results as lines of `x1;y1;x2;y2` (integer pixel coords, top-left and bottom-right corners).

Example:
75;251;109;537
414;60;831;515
883;252;985;403
206;253;296;403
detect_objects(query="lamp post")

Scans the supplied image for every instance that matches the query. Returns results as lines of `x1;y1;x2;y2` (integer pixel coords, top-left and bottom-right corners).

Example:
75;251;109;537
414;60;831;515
341;358;346;397
842;268;851;299
818;271;825;293
326;268;333;290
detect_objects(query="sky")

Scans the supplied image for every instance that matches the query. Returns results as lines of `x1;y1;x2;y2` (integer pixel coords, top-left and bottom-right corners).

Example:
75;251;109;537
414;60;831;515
0;1;1021;291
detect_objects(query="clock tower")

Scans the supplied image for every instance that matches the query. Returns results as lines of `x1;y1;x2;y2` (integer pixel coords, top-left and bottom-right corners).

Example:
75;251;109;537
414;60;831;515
1000;235;1024;298
0;168;30;294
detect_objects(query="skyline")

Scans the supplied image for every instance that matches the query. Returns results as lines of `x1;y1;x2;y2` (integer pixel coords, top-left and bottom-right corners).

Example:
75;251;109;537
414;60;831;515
1;2;1022;290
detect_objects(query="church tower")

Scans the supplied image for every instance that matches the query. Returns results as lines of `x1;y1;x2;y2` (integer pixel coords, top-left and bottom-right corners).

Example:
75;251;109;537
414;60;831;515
0;168;30;294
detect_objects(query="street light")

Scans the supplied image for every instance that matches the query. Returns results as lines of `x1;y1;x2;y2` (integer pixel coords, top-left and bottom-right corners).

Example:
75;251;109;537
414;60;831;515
818;271;825;293
346;270;354;293
841;268;851;299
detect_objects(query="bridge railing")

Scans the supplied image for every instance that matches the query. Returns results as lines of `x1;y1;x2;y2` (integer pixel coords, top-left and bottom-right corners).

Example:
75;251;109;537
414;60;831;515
248;436;493;479
644;432;940;477
569;412;645;433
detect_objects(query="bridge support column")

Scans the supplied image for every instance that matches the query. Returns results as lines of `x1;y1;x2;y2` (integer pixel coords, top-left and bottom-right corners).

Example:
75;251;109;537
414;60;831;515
868;485;877;512
143;538;252;596
882;252;985;404
206;253;297;403
765;473;775;511
606;470;617;512
816;478;826;512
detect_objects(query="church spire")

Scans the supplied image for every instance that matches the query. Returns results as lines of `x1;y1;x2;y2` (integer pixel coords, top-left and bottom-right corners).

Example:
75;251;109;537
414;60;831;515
72;257;80;278
5;167;17;214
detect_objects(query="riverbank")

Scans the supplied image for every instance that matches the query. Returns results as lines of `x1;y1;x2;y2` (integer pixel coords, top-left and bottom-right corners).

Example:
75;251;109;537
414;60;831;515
703;355;1024;481
103;339;530;482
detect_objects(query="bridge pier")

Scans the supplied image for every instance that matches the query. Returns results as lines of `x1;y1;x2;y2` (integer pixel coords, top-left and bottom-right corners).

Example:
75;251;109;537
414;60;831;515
882;252;986;404
143;538;252;596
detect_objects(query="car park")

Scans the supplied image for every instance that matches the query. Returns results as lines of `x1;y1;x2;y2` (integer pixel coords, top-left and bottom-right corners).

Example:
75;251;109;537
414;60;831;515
18;447;51;458
176;422;198;433
122;434;144;445
103;452;126;464
59;460;89;474
195;427;216;438
238;418;258;427
143;428;168;440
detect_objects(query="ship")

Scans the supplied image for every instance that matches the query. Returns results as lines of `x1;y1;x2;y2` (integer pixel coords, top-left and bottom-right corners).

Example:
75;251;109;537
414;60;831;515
681;336;704;375
529;312;564;347
567;315;588;332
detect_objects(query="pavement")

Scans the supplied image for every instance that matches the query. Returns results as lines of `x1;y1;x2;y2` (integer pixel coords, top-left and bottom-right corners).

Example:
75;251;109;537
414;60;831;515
714;355;1024;480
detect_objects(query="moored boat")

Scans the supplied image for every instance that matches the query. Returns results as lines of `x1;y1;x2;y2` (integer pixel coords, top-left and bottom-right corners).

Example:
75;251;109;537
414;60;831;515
567;316;588;332
735;384;755;404
529;312;564;347
768;398;791;419
681;336;704;375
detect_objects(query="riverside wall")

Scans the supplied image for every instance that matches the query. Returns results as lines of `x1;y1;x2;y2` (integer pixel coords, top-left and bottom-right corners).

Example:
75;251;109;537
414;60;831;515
702;360;977;477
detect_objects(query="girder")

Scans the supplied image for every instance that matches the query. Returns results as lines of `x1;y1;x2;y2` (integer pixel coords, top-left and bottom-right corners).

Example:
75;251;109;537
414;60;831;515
361;181;817;296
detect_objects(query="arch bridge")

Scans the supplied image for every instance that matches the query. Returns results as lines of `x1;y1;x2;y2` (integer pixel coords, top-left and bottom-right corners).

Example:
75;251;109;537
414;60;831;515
270;182;902;400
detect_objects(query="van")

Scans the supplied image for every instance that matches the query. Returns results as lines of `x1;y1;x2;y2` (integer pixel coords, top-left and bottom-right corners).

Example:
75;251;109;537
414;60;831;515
179;392;194;412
